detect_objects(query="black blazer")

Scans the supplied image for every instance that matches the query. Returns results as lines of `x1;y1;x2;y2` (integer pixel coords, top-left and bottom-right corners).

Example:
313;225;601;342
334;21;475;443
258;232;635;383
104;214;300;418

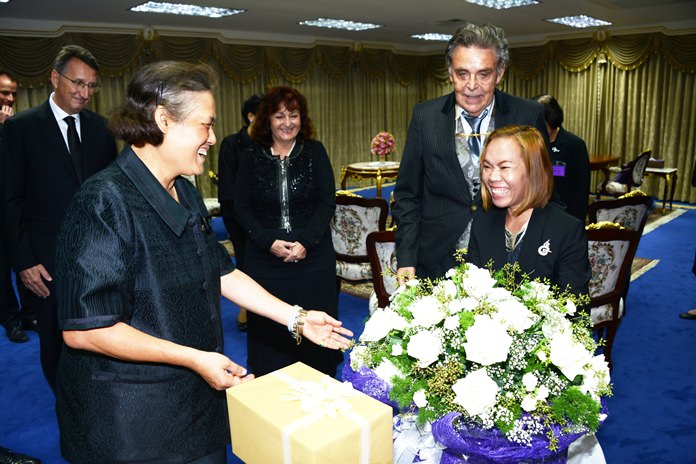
393;89;549;280
468;203;591;297
1;99;117;274
550;127;590;222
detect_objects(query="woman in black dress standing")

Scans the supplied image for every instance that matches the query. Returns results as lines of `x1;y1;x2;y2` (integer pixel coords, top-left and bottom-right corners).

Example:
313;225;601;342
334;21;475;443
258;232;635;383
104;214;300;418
235;86;341;376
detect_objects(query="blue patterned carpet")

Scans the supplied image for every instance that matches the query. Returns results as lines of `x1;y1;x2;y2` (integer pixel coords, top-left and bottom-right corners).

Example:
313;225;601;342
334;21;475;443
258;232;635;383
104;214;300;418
1;207;694;463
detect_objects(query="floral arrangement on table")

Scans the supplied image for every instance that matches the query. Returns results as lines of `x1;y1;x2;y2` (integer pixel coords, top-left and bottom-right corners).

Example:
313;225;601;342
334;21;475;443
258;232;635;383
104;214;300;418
370;131;396;159
344;259;611;463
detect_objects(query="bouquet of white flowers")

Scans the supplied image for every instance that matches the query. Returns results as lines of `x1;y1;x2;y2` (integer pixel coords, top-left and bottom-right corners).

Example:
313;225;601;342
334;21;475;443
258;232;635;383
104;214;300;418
344;260;611;463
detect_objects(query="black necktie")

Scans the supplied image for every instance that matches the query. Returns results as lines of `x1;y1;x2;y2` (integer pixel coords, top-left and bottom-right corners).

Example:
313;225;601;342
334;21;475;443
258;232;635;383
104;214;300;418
64;116;83;183
463;108;489;158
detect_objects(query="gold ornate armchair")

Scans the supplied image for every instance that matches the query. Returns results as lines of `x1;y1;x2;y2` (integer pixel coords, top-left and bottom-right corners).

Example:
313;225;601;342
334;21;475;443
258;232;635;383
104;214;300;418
586;224;641;370
330;192;388;290
588;191;652;236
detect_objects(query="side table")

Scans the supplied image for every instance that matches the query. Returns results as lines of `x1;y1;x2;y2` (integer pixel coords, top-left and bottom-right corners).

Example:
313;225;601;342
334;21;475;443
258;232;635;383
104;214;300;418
340;161;400;197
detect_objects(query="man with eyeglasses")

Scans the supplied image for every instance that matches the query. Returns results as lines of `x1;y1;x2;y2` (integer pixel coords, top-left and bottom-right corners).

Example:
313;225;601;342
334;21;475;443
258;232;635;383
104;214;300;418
0;45;117;392
393;22;549;283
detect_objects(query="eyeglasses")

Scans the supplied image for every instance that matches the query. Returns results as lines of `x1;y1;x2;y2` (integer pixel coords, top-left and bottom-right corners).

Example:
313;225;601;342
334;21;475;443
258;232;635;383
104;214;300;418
0;90;17;98
57;71;101;92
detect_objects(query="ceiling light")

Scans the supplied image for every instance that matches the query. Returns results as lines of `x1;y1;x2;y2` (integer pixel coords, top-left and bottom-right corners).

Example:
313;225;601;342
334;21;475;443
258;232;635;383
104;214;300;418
0;0;11;3
411;33;453;42
299;18;382;31
463;0;539;10
546;15;612;28
130;2;245;18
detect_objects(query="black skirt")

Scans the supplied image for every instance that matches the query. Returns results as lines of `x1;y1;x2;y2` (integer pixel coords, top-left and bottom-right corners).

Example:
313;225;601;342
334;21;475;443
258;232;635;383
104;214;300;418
243;229;342;377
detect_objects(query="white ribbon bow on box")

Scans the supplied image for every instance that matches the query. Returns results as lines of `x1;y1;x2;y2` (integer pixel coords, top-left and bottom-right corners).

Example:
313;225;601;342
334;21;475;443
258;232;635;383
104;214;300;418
272;371;371;464
281;376;356;417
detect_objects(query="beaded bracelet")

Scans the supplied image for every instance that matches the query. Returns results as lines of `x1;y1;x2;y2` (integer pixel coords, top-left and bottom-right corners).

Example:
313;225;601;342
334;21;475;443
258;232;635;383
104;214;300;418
287;305;307;345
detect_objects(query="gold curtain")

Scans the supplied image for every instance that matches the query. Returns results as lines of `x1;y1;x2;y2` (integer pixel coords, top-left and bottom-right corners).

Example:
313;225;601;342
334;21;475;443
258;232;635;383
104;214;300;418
1;31;694;202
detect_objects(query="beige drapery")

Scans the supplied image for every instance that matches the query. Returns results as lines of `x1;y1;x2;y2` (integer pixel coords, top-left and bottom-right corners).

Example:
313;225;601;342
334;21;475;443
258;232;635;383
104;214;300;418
2;31;694;202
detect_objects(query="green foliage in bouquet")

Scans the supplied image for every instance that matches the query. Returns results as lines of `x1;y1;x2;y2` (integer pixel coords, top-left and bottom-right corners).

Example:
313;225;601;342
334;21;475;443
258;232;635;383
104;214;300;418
349;258;612;448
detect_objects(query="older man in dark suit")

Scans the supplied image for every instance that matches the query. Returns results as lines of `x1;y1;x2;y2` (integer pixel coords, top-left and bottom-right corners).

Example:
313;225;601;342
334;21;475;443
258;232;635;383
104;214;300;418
393;22;549;282
1;45;117;391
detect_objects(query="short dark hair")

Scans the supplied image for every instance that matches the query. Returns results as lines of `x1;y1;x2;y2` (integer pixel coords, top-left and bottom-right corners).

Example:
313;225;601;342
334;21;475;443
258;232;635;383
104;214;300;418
445;22;509;74
53;45;100;73
251;86;315;148
535;95;564;130
241;94;263;126
0;70;16;82
480;125;553;216
108;61;217;147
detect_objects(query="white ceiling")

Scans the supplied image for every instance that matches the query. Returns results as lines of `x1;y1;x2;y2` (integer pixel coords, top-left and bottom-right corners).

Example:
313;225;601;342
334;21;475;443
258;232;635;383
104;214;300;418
1;0;695;52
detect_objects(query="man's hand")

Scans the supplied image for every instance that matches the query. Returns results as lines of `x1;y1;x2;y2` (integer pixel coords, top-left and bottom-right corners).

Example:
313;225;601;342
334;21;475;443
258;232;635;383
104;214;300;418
20;264;52;298
0;104;13;124
396;266;416;286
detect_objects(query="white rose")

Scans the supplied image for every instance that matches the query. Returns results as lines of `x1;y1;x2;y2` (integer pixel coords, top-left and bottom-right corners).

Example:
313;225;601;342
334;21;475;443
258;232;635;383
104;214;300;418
537;350;548;362
444;315;460;331
537;385;550;400
492;298;535;333
391;344;403;356
580;355;610;397
359;307;408;342
460;266;497;299
522;372;538;392
373;358;405;385
541;313;572;340
393;284;407;296
549;331;593;381
452;368;499;417
460;297;479;311
464;315;512;366
527;281;552;301
521;394;538;412
445;268;457;278
413;389;428;408
407;330;443;367
438;279;458;299
565;299;577;316
410;295;446;328
406;278;419;287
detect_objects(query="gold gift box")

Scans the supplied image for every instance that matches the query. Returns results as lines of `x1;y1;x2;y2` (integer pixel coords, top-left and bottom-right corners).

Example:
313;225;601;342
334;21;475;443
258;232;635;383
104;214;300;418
226;362;393;464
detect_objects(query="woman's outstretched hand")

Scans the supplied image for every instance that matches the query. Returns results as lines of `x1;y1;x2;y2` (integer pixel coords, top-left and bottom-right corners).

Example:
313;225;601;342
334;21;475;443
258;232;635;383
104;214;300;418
302;311;353;349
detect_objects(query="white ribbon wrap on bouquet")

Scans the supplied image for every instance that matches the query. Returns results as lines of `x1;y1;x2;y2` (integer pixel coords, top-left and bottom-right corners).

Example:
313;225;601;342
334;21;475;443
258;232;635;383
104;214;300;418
271;371;371;464
393;413;446;464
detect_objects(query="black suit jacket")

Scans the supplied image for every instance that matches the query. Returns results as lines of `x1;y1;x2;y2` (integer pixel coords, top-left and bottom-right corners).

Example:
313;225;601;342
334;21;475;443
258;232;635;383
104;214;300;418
551;127;590;222
1;99;117;274
393;89;549;280
468;203;590;297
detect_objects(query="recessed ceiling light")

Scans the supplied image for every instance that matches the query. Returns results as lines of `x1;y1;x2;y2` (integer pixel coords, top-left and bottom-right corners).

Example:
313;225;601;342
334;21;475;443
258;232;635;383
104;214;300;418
411;33;453;42
299;18;382;31
130;2;245;18
546;15;612;28
463;0;539;10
